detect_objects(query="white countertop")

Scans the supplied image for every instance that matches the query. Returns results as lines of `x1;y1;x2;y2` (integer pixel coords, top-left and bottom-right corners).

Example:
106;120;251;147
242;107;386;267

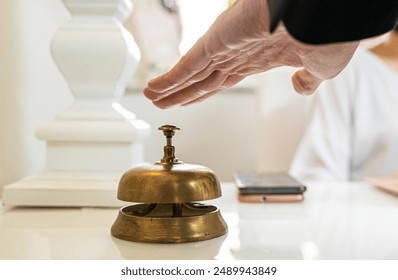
1;182;398;260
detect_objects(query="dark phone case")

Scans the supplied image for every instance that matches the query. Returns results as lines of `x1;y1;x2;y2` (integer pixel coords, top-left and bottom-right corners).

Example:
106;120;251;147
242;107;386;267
234;172;307;194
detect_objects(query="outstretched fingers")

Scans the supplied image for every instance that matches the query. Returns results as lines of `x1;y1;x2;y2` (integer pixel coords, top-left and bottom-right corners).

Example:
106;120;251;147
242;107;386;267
144;59;221;102
151;70;229;109
146;40;211;94
181;74;245;106
144;48;249;102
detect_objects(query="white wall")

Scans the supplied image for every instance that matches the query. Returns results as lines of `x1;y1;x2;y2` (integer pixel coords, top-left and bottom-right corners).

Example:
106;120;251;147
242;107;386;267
0;0;259;199
122;87;258;181
3;0;317;199
0;0;72;194
255;70;314;172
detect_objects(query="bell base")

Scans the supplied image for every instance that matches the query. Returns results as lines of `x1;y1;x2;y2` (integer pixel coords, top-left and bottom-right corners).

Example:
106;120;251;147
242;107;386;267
111;203;228;243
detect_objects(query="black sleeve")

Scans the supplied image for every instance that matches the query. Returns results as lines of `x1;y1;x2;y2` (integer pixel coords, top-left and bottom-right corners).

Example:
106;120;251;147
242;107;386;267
267;0;398;44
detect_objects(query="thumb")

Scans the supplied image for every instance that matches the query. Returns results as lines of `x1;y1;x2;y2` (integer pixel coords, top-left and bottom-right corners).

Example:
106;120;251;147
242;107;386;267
291;68;323;95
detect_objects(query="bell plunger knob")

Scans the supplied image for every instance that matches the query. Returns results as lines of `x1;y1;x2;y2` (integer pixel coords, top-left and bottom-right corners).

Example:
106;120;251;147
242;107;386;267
159;124;180;164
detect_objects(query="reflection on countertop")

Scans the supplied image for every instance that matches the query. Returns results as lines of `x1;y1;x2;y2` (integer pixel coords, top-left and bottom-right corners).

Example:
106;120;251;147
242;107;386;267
1;182;398;260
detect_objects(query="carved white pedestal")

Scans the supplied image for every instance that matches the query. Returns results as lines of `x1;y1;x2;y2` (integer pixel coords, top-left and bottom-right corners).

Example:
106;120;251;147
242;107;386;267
3;0;150;207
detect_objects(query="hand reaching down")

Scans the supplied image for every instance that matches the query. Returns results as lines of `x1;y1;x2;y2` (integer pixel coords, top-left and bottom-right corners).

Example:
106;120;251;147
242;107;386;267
144;0;359;109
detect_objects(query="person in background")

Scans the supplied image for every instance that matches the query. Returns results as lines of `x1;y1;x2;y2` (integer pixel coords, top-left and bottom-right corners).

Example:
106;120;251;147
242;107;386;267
143;0;398;109
289;27;398;182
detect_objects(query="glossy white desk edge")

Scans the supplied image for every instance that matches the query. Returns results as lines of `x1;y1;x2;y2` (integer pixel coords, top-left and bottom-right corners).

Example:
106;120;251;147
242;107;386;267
1;182;398;260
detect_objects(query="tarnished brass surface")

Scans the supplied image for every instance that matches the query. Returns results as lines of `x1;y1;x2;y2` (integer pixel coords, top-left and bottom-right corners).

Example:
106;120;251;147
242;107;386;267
117;163;221;203
111;203;228;243
117;124;221;203
111;124;227;243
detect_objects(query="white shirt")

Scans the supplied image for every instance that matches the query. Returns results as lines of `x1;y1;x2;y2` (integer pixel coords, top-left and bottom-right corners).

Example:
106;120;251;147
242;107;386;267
290;49;398;182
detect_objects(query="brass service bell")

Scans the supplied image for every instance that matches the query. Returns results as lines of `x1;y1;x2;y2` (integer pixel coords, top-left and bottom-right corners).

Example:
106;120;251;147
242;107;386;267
111;124;228;243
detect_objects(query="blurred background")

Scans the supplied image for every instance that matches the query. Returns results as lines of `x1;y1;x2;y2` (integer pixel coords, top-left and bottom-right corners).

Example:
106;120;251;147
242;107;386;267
0;0;311;196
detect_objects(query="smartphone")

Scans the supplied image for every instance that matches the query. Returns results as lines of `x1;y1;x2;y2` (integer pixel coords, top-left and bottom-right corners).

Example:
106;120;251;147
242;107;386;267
234;171;307;195
238;193;304;203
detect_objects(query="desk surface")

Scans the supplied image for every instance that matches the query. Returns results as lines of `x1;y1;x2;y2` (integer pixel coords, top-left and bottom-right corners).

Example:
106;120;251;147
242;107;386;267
1;182;397;260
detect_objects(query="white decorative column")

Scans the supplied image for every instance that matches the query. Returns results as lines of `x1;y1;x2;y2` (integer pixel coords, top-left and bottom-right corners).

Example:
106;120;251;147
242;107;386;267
3;0;151;207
